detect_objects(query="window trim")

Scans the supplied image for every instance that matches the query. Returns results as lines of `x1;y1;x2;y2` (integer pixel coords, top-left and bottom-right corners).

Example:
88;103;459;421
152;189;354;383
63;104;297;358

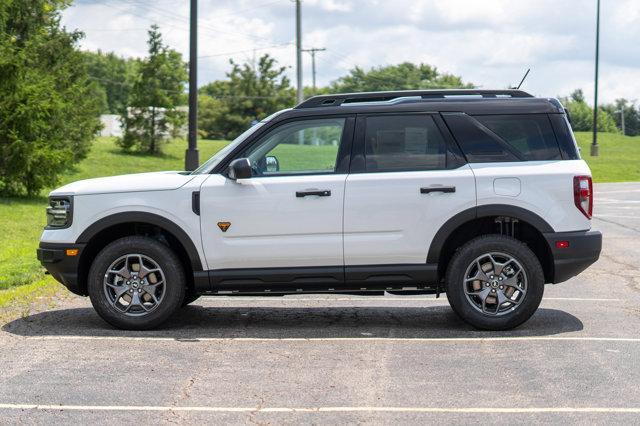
215;115;355;178
350;112;465;174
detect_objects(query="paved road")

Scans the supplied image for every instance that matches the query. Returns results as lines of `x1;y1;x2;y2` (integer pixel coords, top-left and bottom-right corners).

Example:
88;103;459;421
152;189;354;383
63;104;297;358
1;183;639;424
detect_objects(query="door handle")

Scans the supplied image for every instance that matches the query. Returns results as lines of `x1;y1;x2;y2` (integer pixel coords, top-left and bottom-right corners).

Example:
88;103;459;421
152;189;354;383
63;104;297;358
296;190;331;197
420;186;456;194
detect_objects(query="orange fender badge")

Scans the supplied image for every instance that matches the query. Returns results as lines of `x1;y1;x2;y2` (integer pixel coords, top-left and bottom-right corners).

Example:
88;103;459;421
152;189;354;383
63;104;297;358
217;222;231;232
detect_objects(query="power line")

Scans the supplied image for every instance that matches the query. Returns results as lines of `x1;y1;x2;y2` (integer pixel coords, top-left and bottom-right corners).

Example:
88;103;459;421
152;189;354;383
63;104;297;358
198;43;292;59
91;0;287;46
215;0;287;18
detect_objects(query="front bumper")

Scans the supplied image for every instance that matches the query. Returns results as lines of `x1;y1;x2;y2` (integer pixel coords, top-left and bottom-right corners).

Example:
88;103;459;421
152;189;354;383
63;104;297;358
543;230;602;283
37;242;86;296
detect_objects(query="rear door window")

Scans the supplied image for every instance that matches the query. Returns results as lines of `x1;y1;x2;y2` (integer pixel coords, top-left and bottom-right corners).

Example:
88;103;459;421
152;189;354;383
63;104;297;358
363;114;447;172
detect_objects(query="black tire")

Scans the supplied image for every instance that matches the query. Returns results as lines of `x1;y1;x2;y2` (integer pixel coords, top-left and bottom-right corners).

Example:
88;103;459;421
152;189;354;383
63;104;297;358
445;235;544;330
181;291;201;307
88;236;186;330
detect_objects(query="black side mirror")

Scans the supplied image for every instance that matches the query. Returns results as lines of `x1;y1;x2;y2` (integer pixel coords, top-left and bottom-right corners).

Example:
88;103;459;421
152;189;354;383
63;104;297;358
228;158;252;180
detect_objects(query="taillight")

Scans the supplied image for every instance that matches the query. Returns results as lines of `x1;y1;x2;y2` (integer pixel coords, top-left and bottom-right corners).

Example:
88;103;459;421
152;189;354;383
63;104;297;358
573;176;593;219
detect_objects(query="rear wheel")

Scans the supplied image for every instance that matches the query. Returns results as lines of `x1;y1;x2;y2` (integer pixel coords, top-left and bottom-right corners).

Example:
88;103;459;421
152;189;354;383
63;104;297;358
445;235;544;330
87;236;186;330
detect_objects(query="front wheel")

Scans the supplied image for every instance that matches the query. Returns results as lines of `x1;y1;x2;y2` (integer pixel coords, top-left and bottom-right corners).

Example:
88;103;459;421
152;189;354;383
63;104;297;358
445;235;544;330
88;236;186;330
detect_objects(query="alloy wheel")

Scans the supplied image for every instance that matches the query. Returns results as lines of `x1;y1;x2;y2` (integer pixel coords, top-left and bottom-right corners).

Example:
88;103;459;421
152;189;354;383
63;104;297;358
463;252;528;316
103;254;166;316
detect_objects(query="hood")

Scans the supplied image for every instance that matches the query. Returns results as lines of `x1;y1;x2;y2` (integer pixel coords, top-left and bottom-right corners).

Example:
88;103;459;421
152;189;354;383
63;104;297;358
50;171;196;196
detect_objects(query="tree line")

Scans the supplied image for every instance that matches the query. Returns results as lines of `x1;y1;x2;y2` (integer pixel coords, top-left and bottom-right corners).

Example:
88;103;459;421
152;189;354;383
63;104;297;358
1;0;638;196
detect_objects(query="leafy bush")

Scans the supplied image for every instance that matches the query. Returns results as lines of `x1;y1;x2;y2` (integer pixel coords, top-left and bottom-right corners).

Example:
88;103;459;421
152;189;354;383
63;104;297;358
0;0;103;196
560;90;618;133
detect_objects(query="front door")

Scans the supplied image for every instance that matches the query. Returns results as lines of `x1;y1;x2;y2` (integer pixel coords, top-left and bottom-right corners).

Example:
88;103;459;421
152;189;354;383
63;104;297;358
200;117;353;280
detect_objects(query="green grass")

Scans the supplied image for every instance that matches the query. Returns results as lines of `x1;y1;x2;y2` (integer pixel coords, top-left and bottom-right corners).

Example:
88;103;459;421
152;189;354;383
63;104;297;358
0;276;61;321
575;132;640;182
0;132;639;301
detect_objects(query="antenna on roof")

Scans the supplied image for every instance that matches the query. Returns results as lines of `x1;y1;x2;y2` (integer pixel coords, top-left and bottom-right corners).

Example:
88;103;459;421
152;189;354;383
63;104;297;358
513;68;531;90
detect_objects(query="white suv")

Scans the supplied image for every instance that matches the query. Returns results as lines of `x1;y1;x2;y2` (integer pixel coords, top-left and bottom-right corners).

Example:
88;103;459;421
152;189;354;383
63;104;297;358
37;90;602;330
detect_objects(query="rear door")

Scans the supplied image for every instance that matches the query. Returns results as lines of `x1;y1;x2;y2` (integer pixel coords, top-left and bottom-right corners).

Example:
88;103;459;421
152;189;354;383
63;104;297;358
343;113;476;267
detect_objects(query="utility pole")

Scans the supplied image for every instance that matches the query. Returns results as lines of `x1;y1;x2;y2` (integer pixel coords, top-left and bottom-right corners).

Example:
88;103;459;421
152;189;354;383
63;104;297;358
185;0;199;170
302;47;326;95
591;0;600;157
616;109;626;135
295;0;303;105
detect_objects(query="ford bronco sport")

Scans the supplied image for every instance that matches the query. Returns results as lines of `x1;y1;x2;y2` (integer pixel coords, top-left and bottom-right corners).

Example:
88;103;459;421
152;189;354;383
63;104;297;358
37;89;602;330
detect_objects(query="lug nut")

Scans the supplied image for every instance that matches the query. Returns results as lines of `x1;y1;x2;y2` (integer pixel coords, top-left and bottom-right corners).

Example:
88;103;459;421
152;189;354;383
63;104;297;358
491;289;496;293
499;277;503;281
500;286;504;290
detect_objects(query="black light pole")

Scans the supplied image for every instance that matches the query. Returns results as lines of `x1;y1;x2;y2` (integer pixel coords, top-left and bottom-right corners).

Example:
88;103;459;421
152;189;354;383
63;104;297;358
185;0;199;170
591;0;600;157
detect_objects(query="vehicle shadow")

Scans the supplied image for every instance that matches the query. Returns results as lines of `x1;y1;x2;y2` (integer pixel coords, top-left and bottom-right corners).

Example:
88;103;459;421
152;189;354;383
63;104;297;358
2;304;583;339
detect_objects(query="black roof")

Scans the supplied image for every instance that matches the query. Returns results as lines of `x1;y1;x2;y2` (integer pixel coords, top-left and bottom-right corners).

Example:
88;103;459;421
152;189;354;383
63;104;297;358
281;89;564;118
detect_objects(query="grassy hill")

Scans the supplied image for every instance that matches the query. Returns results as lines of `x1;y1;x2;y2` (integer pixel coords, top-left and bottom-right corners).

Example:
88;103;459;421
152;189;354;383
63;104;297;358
574;132;640;182
0;132;638;303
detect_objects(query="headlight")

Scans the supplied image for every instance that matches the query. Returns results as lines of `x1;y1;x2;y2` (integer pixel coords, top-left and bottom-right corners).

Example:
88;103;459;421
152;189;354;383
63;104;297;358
46;197;73;228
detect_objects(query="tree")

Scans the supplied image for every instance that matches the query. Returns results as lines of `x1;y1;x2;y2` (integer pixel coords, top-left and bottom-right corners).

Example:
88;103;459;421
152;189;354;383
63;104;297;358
198;54;294;139
559;89;618;133
117;25;187;154
0;0;103;196
197;94;228;140
330;62;472;92
83;50;139;114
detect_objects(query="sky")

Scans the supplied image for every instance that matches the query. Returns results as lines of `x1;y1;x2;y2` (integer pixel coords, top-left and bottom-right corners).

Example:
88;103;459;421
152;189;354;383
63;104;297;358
62;0;640;104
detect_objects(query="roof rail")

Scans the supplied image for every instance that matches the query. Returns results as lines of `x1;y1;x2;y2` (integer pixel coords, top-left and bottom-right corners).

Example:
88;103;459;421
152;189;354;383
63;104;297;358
295;89;534;109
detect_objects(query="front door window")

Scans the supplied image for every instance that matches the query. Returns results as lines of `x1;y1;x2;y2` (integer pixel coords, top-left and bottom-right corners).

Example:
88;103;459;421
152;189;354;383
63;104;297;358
240;118;345;176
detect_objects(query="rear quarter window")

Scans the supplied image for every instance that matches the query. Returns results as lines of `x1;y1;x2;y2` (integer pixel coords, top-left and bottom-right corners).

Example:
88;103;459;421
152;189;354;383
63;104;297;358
474;114;562;161
442;113;563;162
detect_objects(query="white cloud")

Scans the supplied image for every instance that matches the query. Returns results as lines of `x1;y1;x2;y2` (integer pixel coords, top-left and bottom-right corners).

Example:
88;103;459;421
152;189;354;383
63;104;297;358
62;0;640;104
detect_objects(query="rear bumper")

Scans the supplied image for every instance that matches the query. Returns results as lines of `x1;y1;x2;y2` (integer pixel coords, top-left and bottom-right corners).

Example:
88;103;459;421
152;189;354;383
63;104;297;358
543;230;602;283
37;242;86;296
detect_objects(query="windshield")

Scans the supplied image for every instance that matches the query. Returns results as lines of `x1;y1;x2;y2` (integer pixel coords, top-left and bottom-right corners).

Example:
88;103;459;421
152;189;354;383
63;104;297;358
191;109;290;175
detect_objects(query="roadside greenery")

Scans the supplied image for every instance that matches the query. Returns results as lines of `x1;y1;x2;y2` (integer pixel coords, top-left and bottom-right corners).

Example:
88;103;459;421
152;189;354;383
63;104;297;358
198;55;295;140
330;62;472;92
560;89;618;133
0;0;103;196
83;50;140;114
118;25;188;154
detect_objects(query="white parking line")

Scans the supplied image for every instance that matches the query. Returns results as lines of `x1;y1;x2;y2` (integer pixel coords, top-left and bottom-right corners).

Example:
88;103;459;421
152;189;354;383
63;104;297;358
18;336;640;343
0;403;639;414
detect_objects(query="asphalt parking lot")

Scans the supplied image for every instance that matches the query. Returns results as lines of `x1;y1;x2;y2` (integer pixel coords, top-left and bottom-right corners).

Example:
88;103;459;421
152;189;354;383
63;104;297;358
1;182;639;424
